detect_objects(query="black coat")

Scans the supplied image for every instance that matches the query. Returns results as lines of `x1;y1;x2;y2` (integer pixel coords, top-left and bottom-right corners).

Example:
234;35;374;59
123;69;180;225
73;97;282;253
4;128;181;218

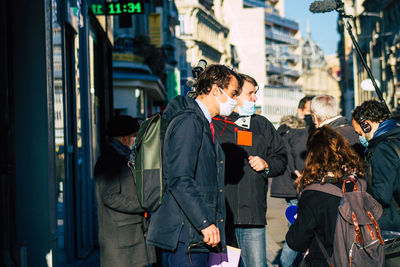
94;143;156;267
286;184;343;267
327;116;364;158
213;113;287;225
271;116;308;198
365;126;400;231
147;96;226;253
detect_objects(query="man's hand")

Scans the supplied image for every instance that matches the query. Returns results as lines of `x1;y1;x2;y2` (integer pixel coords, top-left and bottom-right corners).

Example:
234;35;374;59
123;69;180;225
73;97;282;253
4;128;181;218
201;224;220;247
248;156;268;172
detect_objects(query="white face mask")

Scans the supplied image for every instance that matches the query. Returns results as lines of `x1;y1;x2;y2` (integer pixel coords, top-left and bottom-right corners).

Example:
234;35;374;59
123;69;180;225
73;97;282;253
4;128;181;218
216;88;238;116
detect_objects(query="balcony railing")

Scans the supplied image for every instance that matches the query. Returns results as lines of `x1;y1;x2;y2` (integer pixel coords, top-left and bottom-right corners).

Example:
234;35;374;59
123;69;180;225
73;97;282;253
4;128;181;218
266;64;301;77
265;30;299;45
265;12;299;31
243;0;267;8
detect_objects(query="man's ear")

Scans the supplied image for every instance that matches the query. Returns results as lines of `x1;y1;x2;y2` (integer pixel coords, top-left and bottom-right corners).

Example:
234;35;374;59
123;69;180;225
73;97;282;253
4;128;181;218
312;113;319;126
211;84;219;96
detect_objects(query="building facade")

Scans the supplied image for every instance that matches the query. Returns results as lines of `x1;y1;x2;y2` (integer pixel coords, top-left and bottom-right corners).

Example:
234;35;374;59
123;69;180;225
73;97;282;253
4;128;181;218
216;0;266;91
262;0;303;125
112;0;181;118
1;0;114;266
175;0;230;95
338;0;400;115
299;30;341;104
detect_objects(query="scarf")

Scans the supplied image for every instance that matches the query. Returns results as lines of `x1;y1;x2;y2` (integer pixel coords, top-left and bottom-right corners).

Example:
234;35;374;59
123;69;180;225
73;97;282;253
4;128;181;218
107;137;135;165
373;119;399;139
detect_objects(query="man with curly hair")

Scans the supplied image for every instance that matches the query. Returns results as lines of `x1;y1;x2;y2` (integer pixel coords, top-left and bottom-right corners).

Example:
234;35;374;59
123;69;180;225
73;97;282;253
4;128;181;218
352;100;400;231
147;64;243;266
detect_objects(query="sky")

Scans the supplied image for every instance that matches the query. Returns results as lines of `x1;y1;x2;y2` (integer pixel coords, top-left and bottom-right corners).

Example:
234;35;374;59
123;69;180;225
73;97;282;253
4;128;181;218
285;0;339;55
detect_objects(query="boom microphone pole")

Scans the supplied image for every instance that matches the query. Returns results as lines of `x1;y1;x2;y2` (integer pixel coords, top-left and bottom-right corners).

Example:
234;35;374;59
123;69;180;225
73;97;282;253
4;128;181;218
186;59;208;98
309;0;391;115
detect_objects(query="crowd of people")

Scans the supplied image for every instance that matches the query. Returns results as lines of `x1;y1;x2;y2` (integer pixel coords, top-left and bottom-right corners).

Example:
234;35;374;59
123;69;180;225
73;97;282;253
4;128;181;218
94;63;400;267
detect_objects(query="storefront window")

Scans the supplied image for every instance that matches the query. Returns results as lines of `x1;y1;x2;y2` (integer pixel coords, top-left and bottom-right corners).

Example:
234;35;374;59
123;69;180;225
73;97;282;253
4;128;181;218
52;0;67;263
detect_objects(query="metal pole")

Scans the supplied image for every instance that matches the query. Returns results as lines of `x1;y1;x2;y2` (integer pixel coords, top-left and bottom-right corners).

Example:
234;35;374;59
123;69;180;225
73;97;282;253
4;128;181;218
344;18;391;114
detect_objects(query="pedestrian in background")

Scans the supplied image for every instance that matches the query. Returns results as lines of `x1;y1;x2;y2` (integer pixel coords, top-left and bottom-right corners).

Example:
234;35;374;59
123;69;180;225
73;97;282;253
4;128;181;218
147;64;243;267
94;115;156;267
310;95;364;157
297;95;315;131
270;114;307;267
213;73;287;267
286;126;365;267
351;100;400;231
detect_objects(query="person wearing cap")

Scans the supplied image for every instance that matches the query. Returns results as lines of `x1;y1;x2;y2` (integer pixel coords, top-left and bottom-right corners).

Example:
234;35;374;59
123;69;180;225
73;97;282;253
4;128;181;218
94;115;155;267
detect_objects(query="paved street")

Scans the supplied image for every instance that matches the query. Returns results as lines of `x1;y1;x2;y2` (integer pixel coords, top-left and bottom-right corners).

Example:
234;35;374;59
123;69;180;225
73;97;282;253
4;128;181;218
266;179;290;266
79;179;290;267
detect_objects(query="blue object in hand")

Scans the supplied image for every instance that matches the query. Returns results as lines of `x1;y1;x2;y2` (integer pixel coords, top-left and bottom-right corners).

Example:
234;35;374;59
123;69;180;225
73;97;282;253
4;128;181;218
285;205;298;224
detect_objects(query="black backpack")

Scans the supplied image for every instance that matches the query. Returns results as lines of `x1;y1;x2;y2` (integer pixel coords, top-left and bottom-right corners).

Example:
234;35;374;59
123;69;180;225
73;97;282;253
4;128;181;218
304;178;385;267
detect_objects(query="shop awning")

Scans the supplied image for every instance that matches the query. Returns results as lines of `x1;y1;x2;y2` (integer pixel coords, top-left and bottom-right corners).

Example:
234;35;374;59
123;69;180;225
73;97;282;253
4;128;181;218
113;62;166;102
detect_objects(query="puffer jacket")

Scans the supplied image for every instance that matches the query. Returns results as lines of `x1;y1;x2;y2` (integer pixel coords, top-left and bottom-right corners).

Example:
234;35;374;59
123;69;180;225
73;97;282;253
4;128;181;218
147;96;226;253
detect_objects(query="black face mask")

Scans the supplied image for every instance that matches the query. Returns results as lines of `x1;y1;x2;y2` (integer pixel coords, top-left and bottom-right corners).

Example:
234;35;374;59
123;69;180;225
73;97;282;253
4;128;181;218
304;114;315;129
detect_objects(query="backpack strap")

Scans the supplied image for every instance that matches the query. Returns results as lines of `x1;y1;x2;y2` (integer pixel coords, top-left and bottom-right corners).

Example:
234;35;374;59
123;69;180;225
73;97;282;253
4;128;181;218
314;235;333;267
303;182;343;198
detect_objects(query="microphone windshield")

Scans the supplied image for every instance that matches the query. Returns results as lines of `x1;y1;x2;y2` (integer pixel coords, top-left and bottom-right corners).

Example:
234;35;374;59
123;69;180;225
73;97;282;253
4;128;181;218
309;0;337;13
197;59;207;70
192;59;208;79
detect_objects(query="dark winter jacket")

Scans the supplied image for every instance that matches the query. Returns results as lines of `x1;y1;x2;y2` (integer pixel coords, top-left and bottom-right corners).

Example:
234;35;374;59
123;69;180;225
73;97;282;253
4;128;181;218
213;112;287;225
147;96;226;252
271;115;308;198
94;142;156;267
326;116;364;158
365;122;400;231
286;181;355;267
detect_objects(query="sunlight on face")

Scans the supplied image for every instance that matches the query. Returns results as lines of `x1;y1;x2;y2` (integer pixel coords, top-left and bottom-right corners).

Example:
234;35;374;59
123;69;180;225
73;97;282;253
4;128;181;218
238;80;257;105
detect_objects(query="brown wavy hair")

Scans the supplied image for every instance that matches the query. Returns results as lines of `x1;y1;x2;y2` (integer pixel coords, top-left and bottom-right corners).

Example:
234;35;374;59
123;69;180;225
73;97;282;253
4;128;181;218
295;126;364;191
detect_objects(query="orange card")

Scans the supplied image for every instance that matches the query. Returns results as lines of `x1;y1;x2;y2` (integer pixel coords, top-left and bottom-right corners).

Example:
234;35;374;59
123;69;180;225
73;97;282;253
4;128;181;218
237;130;252;146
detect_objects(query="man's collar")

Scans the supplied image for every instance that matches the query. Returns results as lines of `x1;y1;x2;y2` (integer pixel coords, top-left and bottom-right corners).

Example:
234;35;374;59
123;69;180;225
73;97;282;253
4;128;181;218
195;99;212;123
319;115;342;127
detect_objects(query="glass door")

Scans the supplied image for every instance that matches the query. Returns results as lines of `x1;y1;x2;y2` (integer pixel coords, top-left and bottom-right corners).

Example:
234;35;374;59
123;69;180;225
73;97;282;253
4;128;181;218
52;0;70;264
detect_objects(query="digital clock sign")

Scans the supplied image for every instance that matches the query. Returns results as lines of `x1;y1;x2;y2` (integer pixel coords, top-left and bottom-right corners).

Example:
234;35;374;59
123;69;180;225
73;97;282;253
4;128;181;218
92;1;143;15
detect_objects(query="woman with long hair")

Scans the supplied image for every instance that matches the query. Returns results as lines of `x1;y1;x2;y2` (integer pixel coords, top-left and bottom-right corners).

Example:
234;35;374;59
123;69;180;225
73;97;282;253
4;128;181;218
285;126;364;266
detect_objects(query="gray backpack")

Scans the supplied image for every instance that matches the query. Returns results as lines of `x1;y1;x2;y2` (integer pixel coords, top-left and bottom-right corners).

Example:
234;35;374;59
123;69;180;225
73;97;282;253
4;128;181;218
304;178;385;267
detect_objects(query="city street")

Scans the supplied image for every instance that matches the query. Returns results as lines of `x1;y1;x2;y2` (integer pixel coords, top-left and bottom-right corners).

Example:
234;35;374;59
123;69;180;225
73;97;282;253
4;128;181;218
4;0;400;266
266;181;289;266
78;180;290;267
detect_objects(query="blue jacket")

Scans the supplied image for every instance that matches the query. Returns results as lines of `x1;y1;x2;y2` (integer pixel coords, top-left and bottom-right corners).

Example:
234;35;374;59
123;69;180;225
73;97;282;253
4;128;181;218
147;96;226;253
365;120;400;231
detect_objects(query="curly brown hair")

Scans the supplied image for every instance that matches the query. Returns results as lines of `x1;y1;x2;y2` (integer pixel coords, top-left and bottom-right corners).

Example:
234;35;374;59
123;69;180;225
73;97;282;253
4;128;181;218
295;126;364;191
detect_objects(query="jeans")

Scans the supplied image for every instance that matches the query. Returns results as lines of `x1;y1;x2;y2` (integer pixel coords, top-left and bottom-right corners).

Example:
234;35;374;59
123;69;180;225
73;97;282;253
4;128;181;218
234;226;267;267
280;198;303;267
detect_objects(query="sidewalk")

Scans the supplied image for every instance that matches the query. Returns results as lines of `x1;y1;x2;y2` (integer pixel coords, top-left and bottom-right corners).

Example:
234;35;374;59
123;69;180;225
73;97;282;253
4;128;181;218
80;180;289;267
266;179;289;266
